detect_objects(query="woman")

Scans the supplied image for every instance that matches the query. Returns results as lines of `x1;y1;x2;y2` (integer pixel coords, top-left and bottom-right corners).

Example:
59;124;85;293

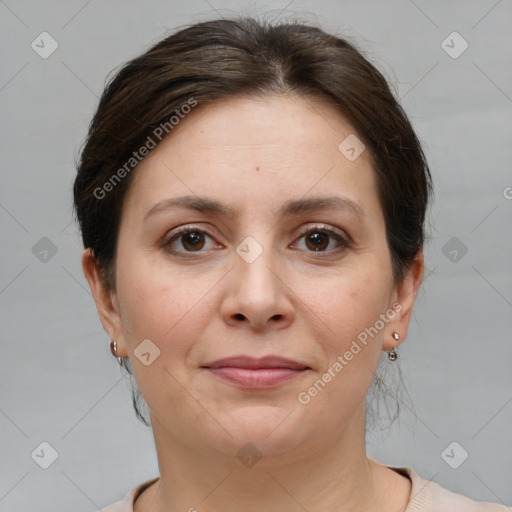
73;17;508;512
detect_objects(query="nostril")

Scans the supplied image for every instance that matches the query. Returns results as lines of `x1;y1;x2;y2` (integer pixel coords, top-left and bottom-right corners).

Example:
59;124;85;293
234;313;246;321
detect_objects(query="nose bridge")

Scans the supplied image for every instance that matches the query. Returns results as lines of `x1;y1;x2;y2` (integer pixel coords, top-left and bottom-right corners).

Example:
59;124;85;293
221;232;293;330
235;234;280;303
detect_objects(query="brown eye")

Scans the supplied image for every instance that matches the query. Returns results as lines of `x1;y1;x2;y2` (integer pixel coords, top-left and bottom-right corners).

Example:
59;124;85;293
305;231;330;251
293;226;349;254
163;227;219;256
180;231;206;251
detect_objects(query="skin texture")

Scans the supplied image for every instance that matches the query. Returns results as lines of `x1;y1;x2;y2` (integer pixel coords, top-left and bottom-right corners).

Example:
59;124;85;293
83;94;423;512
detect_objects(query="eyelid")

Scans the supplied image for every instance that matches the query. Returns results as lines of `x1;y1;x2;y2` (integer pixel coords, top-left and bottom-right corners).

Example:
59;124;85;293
161;224;221;250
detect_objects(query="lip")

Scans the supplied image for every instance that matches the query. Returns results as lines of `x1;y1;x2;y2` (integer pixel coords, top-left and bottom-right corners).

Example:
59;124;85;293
202;356;310;389
203;355;309;370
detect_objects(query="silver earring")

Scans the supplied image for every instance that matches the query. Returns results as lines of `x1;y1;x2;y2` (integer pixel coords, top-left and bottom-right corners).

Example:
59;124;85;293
388;347;399;361
388;332;400;361
110;340;124;367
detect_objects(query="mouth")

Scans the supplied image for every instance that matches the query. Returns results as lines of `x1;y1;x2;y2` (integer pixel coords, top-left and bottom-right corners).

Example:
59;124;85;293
201;355;310;389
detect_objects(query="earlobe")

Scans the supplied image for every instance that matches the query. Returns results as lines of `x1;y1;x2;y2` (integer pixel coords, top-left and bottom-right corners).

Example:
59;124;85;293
81;248;125;352
382;251;424;351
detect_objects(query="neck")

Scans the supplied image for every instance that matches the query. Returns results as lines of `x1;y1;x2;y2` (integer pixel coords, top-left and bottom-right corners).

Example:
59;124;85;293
135;406;405;512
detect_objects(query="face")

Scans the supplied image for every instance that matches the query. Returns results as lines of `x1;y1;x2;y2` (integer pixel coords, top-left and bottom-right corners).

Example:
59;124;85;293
86;94;420;464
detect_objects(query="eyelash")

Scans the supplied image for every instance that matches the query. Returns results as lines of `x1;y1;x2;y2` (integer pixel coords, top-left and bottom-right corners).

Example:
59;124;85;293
162;223;351;258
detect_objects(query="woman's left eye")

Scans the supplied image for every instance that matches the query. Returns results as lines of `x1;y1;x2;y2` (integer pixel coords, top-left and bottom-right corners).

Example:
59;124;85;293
292;226;349;253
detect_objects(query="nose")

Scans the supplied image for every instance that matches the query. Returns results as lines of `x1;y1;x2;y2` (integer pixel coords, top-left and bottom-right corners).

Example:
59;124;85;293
220;243;295;332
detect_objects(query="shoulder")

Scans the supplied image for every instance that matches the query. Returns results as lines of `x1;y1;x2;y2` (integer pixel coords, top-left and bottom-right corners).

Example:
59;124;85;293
95;477;160;512
392;466;511;512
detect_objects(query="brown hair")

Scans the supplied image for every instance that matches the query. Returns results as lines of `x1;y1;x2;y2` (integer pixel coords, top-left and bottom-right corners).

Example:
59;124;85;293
73;17;432;427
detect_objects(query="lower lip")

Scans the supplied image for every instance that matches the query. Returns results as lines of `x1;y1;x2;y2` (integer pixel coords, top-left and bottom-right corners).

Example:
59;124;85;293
205;367;307;389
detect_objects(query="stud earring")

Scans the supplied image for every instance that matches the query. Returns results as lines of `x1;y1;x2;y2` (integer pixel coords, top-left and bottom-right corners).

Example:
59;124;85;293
388;332;400;361
110;340;124;367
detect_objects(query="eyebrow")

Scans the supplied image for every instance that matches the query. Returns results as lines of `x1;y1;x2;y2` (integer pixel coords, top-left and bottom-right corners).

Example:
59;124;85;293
143;195;365;220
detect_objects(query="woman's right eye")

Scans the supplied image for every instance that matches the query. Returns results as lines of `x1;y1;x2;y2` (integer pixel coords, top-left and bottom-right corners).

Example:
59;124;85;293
163;227;220;256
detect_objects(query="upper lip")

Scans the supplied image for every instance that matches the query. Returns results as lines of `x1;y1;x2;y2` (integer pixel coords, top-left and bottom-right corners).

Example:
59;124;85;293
202;355;309;370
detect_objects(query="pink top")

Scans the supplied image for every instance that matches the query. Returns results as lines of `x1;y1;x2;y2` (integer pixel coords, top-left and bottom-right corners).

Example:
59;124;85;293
98;465;510;511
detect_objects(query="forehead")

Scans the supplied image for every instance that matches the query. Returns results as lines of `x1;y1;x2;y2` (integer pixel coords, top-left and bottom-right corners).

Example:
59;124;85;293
122;94;379;222
163;93;361;152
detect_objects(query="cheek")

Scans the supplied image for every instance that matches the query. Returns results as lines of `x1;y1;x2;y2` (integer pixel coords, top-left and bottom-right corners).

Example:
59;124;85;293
114;259;220;423
307;269;391;348
115;255;218;359
296;272;389;415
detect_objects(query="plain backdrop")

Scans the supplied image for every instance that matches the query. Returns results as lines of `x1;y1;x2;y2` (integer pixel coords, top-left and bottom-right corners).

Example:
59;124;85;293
0;1;511;510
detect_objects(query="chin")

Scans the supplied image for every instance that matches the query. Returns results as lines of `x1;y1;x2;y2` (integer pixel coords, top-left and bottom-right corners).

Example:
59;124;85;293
207;404;311;457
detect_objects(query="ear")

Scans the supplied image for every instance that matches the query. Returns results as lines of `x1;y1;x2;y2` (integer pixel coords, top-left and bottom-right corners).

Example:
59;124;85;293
81;248;128;358
382;250;424;351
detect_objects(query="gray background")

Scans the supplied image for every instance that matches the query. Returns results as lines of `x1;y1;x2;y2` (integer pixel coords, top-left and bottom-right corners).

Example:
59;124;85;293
1;0;511;510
